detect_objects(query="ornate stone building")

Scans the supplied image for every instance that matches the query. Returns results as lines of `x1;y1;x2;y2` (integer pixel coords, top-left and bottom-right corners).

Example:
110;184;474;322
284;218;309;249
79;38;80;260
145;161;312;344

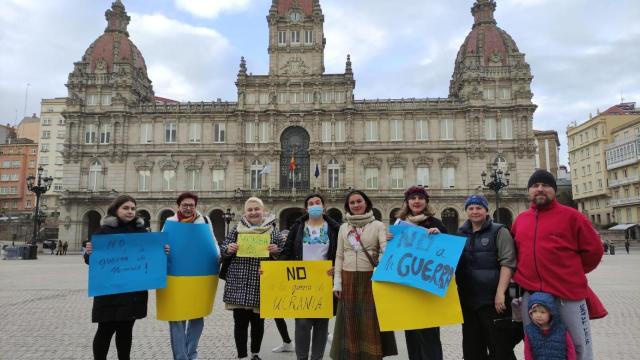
59;0;537;247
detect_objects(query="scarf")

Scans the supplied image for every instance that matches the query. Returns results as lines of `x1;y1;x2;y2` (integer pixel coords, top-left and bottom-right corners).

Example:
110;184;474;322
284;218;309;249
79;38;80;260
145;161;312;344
345;211;375;227
406;214;428;225
177;211;196;223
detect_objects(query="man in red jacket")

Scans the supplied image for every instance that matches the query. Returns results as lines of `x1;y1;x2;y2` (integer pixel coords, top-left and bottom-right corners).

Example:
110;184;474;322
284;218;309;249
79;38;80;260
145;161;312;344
511;170;603;360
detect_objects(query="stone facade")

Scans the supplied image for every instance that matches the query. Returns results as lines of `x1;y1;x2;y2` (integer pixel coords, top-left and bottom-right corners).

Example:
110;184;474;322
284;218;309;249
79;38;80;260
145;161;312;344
58;0;537;248
533;130;560;177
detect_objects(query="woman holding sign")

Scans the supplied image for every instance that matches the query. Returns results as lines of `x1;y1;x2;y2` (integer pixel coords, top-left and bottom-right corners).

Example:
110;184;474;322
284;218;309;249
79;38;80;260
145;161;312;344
331;190;397;359
84;195;168;360
221;197;282;360
393;185;446;360
456;195;517;360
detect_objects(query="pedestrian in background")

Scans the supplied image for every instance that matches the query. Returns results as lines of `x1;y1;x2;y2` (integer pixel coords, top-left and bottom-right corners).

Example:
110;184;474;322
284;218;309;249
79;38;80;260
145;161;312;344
330;190;397;359
221;197;282;360
62;240;68;255
84;194;169;360
625;239;630;254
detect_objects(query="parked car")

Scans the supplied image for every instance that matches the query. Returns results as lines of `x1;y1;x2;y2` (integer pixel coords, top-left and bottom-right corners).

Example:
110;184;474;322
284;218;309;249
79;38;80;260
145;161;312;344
43;239;57;250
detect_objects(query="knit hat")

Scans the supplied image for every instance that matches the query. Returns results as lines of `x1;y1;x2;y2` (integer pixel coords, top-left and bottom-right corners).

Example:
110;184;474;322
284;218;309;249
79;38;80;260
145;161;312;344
527;170;557;192
404;185;429;202
464;195;489;210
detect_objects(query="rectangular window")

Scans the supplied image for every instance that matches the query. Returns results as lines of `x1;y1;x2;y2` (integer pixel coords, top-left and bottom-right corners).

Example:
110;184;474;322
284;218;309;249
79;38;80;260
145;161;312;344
278;92;288;104
250;169;262;190
28;160;35;168
101;94;111;105
140;123;153;144
304;30;314;44
501;118;513;139
485;118;497;140
416;120;428;141
321;122;332;143
99;124;110;144
246;122;256;143
278;31;287;45
335;92;345;103
440;119;453;140
86;94;99;106
53;184;63;191
391;167;404;189
259;122;270;143
10;173;19;181
291;30;300;44
42;117;51;126
499;87;511;99
41;144;49;152
187;169;200;191
245;93;256;104
365;120;378;141
390;119;403;141
58;117;65;125
57;130;65;139
189;123;201;143
322;91;334;103
483;88;495;100
259;93;269;104
212;169;225;191
40;157;49;165
84;124;96;144
163;170;175;191
165;123;177;143
365;168;378;189
0;174;8;181
416;167;430;187
138;170;150;191
11;161;19;168
442;167;455;188
335;121;345;142
214;123;225;143
303;91;314;103
290;92;301;104
1;161;10;168
41;130;50;139
328;167;339;188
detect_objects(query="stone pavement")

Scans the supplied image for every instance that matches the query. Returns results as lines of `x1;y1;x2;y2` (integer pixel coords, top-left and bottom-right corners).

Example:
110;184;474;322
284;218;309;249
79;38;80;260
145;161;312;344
0;250;638;359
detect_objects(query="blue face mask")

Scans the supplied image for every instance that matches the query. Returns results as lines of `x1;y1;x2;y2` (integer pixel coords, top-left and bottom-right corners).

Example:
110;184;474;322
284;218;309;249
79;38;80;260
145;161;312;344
307;205;324;218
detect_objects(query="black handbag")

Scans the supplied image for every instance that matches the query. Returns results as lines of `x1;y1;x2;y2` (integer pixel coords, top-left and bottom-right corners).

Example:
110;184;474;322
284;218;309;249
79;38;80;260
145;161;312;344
219;257;229;280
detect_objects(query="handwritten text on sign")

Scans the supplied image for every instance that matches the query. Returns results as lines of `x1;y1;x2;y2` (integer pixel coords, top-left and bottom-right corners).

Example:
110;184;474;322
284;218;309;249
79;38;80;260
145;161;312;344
260;260;333;318
89;232;167;297
237;233;270;257
371;226;466;297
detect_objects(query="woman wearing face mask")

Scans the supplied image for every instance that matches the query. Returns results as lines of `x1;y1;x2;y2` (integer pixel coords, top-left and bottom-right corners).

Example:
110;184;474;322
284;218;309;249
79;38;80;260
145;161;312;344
220;197;282;360
84;195;169;360
280;193;340;360
330;190;397;359
393;185;445;360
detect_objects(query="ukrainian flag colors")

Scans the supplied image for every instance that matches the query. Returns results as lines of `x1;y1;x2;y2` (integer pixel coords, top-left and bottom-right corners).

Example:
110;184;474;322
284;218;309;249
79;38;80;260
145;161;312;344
156;221;220;321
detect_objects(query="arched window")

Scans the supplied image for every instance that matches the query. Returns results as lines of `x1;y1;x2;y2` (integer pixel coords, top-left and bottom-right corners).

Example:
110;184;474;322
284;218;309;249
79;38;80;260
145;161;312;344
88;161;101;191
251;160;262;190
328;159;340;188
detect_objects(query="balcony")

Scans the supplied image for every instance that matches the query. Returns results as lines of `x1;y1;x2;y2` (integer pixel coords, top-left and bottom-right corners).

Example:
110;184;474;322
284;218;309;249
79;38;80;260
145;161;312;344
608;176;640;188
610;196;640;207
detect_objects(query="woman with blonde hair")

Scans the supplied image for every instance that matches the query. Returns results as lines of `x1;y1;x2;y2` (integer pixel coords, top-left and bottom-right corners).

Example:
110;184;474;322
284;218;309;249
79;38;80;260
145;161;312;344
220;197;283;360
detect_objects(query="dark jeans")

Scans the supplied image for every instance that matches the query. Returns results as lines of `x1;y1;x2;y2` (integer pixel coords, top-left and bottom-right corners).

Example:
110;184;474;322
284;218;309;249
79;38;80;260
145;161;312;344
275;318;292;343
461;305;516;360
295;318;329;360
233;309;265;358
93;320;135;360
405;327;443;360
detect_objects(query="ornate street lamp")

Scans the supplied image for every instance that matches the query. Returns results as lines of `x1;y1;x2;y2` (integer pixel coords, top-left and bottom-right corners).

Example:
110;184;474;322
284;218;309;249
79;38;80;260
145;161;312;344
481;158;510;224
26;167;53;257
222;208;235;235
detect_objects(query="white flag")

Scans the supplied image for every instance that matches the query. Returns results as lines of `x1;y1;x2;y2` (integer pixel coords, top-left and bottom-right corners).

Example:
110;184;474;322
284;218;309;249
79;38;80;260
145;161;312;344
261;164;272;174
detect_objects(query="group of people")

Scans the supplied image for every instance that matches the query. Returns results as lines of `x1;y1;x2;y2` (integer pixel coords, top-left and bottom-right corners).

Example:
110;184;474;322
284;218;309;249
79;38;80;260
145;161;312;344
83;169;604;360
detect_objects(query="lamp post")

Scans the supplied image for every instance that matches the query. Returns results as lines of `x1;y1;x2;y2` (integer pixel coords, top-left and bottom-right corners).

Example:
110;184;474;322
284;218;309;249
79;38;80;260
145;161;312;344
26;167;53;258
481;159;510;224
222;208;235;235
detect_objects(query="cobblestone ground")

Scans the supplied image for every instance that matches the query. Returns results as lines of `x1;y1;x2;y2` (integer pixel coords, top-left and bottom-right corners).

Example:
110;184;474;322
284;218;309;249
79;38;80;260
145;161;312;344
0;249;638;359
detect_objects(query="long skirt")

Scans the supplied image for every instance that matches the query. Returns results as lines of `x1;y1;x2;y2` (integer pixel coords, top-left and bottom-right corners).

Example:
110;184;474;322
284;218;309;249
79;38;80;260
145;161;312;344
330;271;397;360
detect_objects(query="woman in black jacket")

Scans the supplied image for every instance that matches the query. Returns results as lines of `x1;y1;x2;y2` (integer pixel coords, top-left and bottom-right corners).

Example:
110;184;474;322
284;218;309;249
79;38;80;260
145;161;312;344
84;195;160;360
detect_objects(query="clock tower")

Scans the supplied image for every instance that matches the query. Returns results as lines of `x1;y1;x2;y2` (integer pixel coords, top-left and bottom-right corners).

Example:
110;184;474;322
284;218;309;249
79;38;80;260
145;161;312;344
267;0;325;76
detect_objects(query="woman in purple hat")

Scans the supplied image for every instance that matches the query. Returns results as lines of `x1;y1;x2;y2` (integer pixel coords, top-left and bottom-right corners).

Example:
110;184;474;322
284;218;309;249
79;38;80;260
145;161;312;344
393;185;446;360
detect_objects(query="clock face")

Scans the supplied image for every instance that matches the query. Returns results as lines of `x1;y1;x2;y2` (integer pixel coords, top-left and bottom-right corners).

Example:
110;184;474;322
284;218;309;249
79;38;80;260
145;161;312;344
290;11;301;23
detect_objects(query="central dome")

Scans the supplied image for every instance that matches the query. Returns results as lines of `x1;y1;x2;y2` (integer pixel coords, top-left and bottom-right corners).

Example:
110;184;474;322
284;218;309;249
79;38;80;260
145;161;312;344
82;0;148;76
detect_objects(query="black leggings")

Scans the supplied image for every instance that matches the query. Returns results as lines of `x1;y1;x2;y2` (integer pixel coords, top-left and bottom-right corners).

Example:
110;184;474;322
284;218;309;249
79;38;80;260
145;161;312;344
93;320;135;360
275;318;292;343
233;309;265;358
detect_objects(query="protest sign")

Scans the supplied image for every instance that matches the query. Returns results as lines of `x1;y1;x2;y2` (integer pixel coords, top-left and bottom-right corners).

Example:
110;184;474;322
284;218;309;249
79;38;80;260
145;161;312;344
237;233;270;257
260;260;333;319
88;232;167;297
372;280;463;331
371;226;466;297
157;221;219;321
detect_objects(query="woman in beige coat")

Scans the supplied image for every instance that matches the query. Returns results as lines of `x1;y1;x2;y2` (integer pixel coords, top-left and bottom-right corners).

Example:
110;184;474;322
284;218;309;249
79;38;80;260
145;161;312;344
330;190;397;359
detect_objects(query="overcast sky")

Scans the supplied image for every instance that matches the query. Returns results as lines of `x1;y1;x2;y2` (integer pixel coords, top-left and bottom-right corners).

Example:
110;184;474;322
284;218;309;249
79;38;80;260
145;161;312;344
1;0;639;166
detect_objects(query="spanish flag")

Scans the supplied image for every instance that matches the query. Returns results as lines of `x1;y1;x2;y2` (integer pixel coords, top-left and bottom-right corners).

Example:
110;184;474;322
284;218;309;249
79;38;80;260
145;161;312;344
289;154;296;172
157;221;219;321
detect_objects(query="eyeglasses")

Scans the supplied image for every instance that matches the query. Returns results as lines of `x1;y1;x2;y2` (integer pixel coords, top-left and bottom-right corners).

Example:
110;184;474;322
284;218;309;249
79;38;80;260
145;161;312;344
180;204;196;208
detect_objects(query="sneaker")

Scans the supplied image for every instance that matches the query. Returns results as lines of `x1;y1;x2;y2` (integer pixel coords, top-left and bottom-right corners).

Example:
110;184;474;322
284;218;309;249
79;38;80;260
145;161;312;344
327;333;333;343
272;342;294;352
251;355;262;360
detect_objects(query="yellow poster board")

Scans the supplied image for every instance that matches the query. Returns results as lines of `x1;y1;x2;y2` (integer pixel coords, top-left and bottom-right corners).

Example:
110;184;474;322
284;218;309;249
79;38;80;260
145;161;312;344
372;279;463;331
237;233;270;257
260;260;333;319
156;275;218;321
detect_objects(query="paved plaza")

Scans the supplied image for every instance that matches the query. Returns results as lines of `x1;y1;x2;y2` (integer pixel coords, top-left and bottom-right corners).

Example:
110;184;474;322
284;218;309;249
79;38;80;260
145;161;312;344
0;248;638;359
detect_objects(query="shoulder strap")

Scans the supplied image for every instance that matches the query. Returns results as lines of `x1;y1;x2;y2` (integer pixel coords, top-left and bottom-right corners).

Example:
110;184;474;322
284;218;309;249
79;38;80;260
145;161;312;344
352;226;378;267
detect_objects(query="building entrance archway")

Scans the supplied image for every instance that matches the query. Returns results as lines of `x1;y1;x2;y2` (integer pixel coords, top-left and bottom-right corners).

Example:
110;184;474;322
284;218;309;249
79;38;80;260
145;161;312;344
441;208;459;234
82;210;102;242
280;126;310;190
280;207;305;230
